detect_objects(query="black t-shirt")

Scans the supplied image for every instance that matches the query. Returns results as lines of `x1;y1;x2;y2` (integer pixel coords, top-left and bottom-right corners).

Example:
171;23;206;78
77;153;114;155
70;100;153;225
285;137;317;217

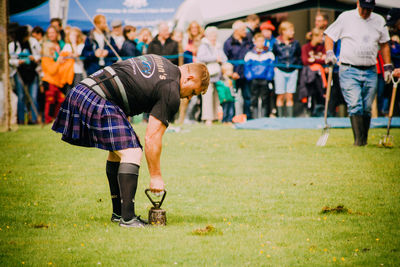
109;54;181;127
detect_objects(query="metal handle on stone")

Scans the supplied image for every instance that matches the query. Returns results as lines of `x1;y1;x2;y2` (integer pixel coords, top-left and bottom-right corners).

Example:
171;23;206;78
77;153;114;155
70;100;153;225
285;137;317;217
145;189;167;208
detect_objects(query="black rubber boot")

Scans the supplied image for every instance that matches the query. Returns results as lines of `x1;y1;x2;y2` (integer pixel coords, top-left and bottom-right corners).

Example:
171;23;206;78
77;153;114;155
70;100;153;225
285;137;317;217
277;106;284;117
286;106;294;117
350;115;363;146
251;107;259;119
362;115;371;146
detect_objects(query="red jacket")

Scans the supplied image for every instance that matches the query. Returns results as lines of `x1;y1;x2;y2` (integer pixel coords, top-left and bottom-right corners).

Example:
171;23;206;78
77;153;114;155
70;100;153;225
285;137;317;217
376;51;384;75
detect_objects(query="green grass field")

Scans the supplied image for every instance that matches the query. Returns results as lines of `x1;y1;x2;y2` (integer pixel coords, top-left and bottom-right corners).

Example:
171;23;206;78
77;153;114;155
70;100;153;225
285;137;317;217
0;123;399;266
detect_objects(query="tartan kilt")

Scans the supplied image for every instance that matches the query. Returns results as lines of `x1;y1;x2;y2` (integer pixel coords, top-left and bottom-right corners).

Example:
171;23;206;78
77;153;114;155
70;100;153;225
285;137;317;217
52;84;142;151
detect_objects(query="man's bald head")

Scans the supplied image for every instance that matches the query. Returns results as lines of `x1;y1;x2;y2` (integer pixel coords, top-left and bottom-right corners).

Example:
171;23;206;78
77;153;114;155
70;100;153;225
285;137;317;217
232;20;247;39
158;22;170;41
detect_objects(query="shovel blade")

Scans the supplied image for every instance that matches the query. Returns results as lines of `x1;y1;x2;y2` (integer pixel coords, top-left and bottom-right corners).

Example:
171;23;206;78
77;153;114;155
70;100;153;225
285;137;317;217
316;129;329;146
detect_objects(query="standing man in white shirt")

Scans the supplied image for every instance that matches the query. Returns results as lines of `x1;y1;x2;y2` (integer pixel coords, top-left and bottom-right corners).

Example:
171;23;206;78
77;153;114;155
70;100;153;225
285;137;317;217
324;0;392;146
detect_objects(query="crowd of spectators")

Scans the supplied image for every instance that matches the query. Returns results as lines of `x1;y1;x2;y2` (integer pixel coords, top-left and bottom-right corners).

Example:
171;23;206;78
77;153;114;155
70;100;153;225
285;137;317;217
7;11;400;125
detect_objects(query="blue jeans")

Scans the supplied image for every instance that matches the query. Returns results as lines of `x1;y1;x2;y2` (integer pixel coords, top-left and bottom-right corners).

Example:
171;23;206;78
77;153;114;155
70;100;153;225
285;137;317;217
339;65;377;116
222;101;235;122
14;74;39;123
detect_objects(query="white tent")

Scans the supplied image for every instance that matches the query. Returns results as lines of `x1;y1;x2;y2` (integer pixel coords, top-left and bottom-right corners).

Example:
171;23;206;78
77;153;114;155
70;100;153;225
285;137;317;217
174;0;304;30
174;0;400;30
49;0;70;26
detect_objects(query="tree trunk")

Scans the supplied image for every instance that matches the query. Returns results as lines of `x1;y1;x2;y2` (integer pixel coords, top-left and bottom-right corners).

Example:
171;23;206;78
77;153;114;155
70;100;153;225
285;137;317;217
0;0;11;130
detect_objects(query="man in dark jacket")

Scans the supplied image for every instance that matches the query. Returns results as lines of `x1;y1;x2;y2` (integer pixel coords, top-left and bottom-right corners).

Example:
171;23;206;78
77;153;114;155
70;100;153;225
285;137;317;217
82;14;118;75
245;14;260;39
148;22;179;66
145;22;179;122
224;20;254;119
120;25;141;58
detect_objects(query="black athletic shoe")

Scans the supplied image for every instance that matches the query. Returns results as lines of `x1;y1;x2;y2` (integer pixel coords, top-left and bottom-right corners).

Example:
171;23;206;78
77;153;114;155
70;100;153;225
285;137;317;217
119;216;148;228
111;213;121;223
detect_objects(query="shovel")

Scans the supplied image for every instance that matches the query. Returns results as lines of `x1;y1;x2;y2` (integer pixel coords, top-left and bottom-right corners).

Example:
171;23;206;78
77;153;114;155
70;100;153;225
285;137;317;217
379;75;399;148
316;66;334;146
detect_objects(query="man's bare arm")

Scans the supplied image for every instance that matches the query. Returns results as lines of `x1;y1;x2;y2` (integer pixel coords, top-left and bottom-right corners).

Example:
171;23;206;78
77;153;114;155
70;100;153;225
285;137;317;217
380;42;391;65
381;42;393;83
325;35;334;52
145;115;167;192
324;35;337;65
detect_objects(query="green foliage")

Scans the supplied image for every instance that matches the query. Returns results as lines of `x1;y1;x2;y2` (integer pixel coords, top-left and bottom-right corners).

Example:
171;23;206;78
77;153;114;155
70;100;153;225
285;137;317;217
0;124;399;266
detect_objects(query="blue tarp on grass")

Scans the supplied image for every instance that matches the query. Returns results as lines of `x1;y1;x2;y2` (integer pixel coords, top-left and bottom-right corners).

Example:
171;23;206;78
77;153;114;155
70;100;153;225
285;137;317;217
234;117;400;130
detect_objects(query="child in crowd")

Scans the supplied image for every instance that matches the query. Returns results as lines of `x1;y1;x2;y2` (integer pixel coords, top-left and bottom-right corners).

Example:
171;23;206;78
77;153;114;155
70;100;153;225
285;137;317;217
172;30;184;44
62;27;86;91
215;63;236;124
260;20;277;117
260;20;276;52
41;26;74;123
136;28;152;55
299;27;326;117
301;28;325;66
272;21;301;117
244;33;275;118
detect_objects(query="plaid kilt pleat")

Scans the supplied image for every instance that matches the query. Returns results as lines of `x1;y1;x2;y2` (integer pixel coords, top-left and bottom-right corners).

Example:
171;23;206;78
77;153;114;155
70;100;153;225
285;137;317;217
52;84;142;151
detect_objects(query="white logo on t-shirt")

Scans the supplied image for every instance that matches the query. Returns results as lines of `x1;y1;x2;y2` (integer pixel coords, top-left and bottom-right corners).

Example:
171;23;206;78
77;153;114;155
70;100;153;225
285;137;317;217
132;56;156;79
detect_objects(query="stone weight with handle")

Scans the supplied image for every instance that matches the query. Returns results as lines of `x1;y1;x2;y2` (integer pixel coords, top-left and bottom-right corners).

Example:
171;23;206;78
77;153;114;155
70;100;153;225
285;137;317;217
145;189;167;226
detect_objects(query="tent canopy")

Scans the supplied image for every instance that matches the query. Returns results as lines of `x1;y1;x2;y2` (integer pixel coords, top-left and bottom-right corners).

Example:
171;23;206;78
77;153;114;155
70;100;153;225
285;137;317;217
9;0;47;15
174;0;400;30
10;0;184;31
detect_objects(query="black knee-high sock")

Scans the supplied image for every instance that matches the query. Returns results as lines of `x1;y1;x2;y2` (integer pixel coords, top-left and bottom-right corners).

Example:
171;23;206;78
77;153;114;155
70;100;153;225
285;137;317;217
106;161;121;216
118;163;140;221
